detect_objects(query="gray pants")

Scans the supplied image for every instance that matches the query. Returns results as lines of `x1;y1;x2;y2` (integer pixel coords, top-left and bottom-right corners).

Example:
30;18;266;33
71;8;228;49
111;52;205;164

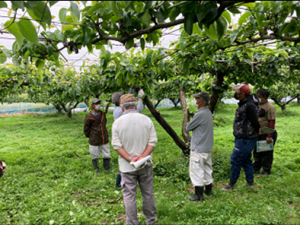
121;165;157;225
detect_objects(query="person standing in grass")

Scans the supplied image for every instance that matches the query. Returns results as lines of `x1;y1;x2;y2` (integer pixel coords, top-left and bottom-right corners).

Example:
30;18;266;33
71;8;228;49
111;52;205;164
186;92;214;201
111;86;144;189
222;84;260;191
84;98;113;174
112;94;157;225
253;89;277;176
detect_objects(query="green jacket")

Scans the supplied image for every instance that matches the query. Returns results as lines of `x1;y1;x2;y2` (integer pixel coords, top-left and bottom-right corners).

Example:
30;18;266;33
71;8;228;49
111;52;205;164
84;111;109;146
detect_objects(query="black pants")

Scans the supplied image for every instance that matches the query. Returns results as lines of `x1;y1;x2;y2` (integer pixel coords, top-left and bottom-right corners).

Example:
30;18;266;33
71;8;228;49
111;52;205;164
253;132;278;174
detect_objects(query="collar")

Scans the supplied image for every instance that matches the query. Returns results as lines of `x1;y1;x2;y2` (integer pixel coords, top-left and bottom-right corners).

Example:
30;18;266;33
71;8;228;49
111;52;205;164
122;109;137;115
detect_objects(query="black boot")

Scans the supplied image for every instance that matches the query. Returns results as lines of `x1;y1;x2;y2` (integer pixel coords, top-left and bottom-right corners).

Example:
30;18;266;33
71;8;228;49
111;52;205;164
205;183;212;196
103;158;114;173
188;186;204;201
92;159;100;174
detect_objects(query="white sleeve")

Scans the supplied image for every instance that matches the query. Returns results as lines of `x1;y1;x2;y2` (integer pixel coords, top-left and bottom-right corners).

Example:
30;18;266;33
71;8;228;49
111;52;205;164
147;121;158;147
113;107;123;120
111;122;123;150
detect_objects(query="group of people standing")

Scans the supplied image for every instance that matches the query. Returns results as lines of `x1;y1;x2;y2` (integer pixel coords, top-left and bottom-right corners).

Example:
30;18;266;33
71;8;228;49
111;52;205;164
83;83;277;225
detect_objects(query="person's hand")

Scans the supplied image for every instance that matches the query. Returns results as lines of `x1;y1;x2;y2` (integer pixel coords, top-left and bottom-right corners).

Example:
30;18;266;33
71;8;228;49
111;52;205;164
138;89;144;98
266;137;273;144
130;156;140;162
258;128;262;135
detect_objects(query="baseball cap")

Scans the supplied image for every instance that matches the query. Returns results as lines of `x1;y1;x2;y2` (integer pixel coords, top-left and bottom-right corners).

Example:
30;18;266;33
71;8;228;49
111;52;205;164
192;92;210;104
111;90;124;104
231;84;251;94
91;98;100;104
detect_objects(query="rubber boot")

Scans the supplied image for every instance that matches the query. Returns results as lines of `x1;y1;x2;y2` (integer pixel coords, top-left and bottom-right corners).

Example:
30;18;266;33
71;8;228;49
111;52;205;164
188;186;204;201
205;183;212;196
222;181;235;191
103;158;114;173
92;159;100;174
115;173;121;188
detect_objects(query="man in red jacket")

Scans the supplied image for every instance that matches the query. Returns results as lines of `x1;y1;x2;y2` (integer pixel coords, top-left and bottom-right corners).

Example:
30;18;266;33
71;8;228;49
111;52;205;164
84;98;113;174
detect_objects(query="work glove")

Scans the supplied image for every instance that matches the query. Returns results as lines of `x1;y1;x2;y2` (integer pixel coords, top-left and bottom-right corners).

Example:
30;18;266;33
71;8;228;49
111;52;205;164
138;89;144;98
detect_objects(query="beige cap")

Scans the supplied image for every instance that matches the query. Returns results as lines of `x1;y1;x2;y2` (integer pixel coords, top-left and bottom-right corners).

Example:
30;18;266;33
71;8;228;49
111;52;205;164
120;94;136;104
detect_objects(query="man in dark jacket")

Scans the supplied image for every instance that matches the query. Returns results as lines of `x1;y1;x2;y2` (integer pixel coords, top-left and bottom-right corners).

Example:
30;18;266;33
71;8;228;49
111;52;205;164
222;84;260;191
84;98;113;174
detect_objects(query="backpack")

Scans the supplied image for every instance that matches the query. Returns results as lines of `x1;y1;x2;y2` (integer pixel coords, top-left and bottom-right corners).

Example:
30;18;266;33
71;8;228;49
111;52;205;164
0;159;6;177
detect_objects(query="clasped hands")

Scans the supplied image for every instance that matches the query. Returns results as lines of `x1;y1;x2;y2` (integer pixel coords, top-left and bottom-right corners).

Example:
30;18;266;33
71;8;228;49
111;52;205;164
130;155;145;162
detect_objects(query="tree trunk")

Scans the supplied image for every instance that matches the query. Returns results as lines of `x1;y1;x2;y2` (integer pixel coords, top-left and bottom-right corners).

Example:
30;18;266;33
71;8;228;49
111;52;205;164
53;104;62;113
143;96;189;156
179;87;191;143
170;98;180;108
105;101;110;114
154;99;162;108
209;72;225;113
84;99;89;112
298;97;300;106
67;102;80;118
271;97;285;111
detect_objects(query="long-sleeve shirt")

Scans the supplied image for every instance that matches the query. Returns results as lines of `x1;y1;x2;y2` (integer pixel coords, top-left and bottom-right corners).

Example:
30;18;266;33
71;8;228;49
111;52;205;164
186;107;214;153
113;101;143;120
111;110;157;172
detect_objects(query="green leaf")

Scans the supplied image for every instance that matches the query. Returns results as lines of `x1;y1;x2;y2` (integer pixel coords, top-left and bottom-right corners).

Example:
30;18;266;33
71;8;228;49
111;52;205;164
141;11;151;25
238;11;251;26
12;57;19;66
109;1;119;16
196;9;209;23
271;1;282;14
4;19;24;48
70;2;80;21
179;36;186;52
54;30;65;41
49;1;59;7
0;1;7;8
0;52;7;63
59;8;68;22
242;3;256;8
222;11;231;24
81;26;91;45
204;22;218;40
140;38;145;50
28;1;52;26
184;13;194;35
2;49;11;57
228;6;241;14
17;17;39;45
206;6;218;24
169;7;181;22
228;29;239;45
193;23;201;35
11;1;24;10
255;4;265;27
216;16;227;41
125;38;134;50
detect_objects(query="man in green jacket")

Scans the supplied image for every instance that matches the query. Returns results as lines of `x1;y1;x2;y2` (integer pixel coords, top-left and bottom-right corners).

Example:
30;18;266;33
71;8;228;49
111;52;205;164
84;98;113;174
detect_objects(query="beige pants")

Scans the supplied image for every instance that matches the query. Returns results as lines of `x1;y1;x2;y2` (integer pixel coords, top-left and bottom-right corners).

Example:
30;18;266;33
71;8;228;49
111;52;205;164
121;165;157;225
89;143;110;160
189;151;213;187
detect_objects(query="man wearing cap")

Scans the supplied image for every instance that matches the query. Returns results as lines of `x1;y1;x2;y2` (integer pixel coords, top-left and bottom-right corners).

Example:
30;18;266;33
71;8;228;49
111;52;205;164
186;92;214;201
84;98;113;174
222;83;260;191
111;86;144;121
112;86;145;189
253;88;277;176
111;94;158;225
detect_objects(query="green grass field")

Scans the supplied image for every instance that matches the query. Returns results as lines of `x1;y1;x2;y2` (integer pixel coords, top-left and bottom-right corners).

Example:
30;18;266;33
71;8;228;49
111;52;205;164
0;103;300;224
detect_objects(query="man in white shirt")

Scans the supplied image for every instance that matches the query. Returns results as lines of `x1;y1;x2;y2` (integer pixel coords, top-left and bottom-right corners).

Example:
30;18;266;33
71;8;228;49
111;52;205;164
112;94;158;225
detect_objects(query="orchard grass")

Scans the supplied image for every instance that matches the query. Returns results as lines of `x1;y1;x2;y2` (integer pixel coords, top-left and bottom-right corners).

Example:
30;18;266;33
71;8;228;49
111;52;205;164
0;103;300;224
